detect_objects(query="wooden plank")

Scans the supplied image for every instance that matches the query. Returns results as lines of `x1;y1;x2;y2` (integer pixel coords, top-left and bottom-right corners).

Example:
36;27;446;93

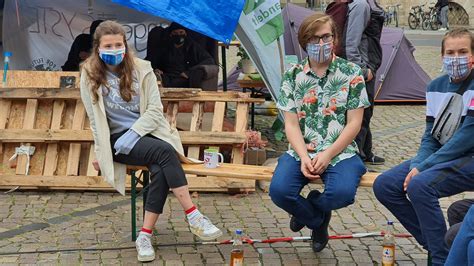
231;103;249;164
234;103;249;133
182;163;274;180
86;144;98;176
187;102;205;159
163;94;265;103
66;102;86;176
0;87;265;103
0;171;379;189
165;101;179;129
211;102;226;132
0;100;12;128
0;70;80;88
0;88;80;99
0;130;246;144
16;99;38;175
43;101;65;176
0;99;12;155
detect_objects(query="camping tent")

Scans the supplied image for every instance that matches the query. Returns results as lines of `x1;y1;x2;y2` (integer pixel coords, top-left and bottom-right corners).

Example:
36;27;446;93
374;28;431;102
282;3;431;103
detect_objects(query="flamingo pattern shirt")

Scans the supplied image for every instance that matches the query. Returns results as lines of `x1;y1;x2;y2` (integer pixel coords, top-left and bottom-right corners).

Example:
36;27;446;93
103;71;140;135
276;56;370;166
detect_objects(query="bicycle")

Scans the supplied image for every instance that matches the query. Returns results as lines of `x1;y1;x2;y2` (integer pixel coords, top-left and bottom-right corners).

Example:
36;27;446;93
426;6;441;30
408;4;426;30
384;4;401;27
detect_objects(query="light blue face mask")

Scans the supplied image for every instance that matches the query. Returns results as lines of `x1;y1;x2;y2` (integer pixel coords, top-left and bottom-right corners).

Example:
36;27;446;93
443;56;472;80
306;42;332;63
99;48;126;66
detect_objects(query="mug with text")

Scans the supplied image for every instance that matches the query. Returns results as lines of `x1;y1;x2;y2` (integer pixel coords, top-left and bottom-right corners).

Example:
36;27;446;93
203;148;224;168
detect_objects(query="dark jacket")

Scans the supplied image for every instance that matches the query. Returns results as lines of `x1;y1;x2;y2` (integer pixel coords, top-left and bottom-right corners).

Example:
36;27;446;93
435;0;449;8
149;38;215;74
62;20;103;71
61;34;91;71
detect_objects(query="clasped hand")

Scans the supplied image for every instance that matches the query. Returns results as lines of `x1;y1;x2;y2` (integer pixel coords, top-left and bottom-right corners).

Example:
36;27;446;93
300;145;332;180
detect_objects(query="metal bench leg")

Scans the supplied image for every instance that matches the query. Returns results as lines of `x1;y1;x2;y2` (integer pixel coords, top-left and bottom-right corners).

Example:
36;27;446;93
131;170;137;241
142;171;150;218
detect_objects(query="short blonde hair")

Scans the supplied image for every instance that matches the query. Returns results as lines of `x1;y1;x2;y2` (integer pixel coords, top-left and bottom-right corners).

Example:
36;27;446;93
298;14;338;52
441;27;474;55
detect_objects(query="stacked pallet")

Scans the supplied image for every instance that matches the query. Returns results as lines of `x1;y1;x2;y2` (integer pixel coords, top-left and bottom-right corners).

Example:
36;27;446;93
0;71;265;192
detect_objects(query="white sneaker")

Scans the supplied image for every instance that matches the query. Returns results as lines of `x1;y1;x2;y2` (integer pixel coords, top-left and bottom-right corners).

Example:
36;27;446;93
189;216;223;241
438;27;447;31
135;232;155;262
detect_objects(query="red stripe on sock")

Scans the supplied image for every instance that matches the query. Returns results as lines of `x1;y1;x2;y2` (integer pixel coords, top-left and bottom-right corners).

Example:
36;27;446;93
141;227;153;234
185;205;197;215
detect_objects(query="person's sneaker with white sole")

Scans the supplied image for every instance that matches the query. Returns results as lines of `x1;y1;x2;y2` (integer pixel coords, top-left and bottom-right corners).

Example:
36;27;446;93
135;232;155;262
189;216;223;241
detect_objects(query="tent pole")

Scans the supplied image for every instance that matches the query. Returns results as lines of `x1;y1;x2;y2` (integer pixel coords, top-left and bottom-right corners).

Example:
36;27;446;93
277;39;285;75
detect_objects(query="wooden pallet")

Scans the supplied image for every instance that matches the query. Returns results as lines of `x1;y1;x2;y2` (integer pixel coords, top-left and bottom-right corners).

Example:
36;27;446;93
0;71;265;192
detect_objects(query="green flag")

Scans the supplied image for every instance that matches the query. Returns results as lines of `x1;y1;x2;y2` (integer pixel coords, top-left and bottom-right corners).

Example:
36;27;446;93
243;0;284;46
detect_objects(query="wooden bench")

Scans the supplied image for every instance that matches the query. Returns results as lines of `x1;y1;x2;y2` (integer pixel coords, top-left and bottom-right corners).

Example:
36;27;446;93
126;163;378;240
0;70;267;192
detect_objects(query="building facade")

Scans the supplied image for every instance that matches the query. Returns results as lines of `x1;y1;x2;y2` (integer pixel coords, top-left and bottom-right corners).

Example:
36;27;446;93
365;0;471;28
286;0;473;28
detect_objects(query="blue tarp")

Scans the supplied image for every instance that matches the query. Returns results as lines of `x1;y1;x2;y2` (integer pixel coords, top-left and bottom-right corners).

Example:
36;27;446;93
112;0;245;44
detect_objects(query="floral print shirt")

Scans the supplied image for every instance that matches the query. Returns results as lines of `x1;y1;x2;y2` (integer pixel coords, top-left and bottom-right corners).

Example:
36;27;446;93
276;56;370;166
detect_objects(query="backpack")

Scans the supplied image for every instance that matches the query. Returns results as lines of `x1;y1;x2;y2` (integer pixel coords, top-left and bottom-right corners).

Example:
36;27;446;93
326;0;384;71
431;71;474;145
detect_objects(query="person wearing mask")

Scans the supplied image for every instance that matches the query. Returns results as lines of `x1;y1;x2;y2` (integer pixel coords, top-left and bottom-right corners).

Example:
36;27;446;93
373;28;474;265
62;20;103;71
80;20;222;262
149;22;215;88
343;0;385;165
270;14;369;253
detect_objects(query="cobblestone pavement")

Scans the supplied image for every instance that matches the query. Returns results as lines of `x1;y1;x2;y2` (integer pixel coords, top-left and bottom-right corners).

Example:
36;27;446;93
1;37;472;265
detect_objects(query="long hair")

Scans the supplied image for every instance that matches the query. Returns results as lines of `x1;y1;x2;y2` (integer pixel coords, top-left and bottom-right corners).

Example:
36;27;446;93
82;20;135;103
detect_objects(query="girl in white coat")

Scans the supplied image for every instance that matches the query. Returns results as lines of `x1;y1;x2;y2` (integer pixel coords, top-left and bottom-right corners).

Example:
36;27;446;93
80;20;222;262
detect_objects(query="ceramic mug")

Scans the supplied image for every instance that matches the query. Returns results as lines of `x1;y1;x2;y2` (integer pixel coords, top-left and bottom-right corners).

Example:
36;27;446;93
203;148;224;168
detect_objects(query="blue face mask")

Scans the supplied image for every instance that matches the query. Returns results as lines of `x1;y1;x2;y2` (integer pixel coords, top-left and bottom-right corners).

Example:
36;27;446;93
306;42;332;63
99;48;126;66
443;56;472;80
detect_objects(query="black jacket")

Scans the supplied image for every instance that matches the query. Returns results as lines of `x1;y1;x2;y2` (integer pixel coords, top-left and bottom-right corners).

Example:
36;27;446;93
149;38;214;73
435;0;449;8
61;34;91;71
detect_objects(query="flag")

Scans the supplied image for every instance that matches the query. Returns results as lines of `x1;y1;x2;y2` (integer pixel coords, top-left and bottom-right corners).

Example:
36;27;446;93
235;0;286;117
112;0;245;44
242;0;284;46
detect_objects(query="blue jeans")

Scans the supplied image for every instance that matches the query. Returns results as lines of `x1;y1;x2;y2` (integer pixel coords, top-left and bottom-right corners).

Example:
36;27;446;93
269;153;366;230
445;205;474;265
373;157;474;265
440;6;449;28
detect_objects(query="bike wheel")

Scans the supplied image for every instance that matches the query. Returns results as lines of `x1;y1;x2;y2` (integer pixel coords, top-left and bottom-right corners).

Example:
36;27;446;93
408;13;418;29
421;17;429;30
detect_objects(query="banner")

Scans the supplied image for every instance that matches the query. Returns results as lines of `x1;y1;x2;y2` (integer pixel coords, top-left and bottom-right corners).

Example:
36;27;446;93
3;0;166;70
235;0;285;106
112;0;245;44
242;0;284;45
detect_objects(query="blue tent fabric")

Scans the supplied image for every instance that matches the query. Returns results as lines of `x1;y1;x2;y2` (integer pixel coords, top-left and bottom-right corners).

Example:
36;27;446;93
112;0;245;44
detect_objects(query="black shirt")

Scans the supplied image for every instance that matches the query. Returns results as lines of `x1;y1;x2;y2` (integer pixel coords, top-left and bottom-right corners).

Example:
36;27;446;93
163;46;187;76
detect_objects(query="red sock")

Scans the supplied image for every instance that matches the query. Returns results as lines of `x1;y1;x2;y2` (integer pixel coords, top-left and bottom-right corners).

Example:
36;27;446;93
141;227;152;234
185;205;197;215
